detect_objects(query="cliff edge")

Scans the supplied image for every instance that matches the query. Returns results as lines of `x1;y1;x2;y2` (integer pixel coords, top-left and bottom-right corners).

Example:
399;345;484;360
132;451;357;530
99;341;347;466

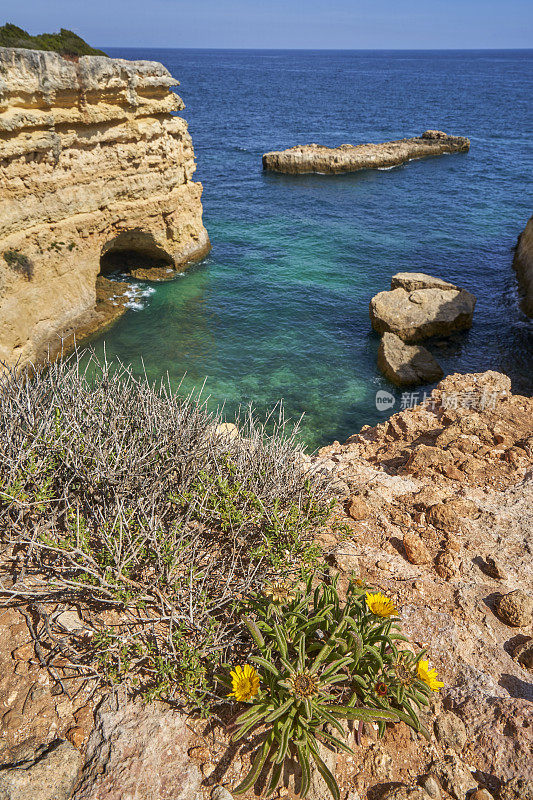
0;47;210;367
513;214;533;317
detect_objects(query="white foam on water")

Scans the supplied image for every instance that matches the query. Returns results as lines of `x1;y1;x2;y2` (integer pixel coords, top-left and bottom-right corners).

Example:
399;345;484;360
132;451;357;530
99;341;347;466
123;284;156;310
105;272;157;310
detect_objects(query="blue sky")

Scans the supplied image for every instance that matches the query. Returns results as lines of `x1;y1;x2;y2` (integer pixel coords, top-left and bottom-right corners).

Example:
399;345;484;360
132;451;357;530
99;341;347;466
3;0;532;49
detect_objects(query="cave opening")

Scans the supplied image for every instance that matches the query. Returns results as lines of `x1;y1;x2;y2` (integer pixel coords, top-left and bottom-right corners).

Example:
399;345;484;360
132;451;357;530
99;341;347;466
99;229;175;279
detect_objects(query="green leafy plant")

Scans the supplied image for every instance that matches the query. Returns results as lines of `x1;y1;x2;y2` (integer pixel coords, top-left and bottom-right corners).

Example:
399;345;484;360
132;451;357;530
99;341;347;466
221;575;440;799
0;23;107;56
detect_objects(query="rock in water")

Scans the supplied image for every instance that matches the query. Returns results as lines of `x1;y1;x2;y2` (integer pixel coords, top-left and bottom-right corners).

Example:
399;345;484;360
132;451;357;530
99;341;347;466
262;131;469;174
377;332;444;385
370;273;476;342
513;214;533;317
390;272;458;292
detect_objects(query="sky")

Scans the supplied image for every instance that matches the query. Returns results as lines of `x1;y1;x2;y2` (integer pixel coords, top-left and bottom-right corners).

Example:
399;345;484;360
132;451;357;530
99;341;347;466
2;0;533;49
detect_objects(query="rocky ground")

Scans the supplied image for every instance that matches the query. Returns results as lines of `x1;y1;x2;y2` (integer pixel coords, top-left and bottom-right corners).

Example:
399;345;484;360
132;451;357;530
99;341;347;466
0;370;531;800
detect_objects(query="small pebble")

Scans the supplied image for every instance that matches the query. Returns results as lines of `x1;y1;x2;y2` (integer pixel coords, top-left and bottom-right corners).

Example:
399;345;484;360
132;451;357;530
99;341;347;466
419;773;441;799
211;787;234;800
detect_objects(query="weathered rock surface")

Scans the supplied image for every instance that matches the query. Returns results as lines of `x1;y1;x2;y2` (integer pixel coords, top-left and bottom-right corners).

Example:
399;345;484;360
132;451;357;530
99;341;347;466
311;370;533;797
0;47;210;367
513;214;533;317
262;130;470;174
378;332;444;385
0;739;82;800
73;696;201;800
370;274;476;342
391;273;458;292
495;589;532;627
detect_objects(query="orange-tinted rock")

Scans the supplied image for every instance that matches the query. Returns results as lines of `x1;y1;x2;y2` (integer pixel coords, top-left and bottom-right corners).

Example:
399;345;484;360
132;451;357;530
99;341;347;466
263;132;470;175
403;532;431;565
495;590;532;627
345;495;371;520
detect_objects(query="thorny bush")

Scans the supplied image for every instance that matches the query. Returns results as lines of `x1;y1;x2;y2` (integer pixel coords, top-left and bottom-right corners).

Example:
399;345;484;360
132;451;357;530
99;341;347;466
0;352;331;710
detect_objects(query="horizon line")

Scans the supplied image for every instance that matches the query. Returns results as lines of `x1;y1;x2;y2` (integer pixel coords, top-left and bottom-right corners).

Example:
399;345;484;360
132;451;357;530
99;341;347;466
100;46;533;51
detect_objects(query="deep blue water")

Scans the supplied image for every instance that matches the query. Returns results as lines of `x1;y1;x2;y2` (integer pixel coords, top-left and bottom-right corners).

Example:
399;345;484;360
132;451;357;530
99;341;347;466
93;49;532;449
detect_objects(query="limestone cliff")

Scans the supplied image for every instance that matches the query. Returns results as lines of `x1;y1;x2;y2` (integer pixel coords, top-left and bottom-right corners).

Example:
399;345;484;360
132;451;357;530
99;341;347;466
0;47;210;367
513;214;533;317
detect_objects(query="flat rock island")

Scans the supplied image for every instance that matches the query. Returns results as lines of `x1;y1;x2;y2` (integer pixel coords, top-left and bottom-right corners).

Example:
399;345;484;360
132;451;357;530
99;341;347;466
262;130;470;174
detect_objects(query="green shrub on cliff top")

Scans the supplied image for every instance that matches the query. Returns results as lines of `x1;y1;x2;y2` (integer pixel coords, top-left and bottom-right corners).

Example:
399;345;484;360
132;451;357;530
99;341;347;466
0;23;107;56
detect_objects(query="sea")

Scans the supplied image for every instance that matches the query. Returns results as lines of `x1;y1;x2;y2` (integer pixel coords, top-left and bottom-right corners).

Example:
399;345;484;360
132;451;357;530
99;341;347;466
90;49;533;449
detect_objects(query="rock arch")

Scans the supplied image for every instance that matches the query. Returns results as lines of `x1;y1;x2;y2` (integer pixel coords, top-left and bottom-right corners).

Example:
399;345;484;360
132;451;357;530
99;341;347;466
100;229;175;280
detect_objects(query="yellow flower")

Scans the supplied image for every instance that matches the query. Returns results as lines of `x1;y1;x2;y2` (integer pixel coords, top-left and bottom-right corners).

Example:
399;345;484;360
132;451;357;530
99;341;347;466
417;659;444;691
228;664;260;701
365;591;399;618
263;582;295;604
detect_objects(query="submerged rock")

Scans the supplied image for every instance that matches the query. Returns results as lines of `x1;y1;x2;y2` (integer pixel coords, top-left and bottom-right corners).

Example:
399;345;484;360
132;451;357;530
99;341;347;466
377;332;444;385
262;131;469;174
370;273;476;343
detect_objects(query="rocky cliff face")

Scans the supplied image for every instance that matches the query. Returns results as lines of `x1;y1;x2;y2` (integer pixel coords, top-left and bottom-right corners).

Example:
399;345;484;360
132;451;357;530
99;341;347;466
513;214;533;317
0;47;210;367
310;370;532;798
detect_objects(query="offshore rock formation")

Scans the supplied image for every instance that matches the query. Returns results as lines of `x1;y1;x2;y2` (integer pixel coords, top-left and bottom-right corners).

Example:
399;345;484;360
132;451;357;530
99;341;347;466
262;130;470;175
513;214;533;317
0;47;210;367
370;272;476;343
377;331;444;386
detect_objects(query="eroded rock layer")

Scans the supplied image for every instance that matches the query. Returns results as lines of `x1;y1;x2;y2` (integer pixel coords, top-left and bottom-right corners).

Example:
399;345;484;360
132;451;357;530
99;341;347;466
513;214;533;317
262;130;470;174
0;47;210;367
370;272;476;343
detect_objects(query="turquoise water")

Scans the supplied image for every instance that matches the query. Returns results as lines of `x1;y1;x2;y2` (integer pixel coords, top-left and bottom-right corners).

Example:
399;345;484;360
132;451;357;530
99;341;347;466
91;49;532;449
